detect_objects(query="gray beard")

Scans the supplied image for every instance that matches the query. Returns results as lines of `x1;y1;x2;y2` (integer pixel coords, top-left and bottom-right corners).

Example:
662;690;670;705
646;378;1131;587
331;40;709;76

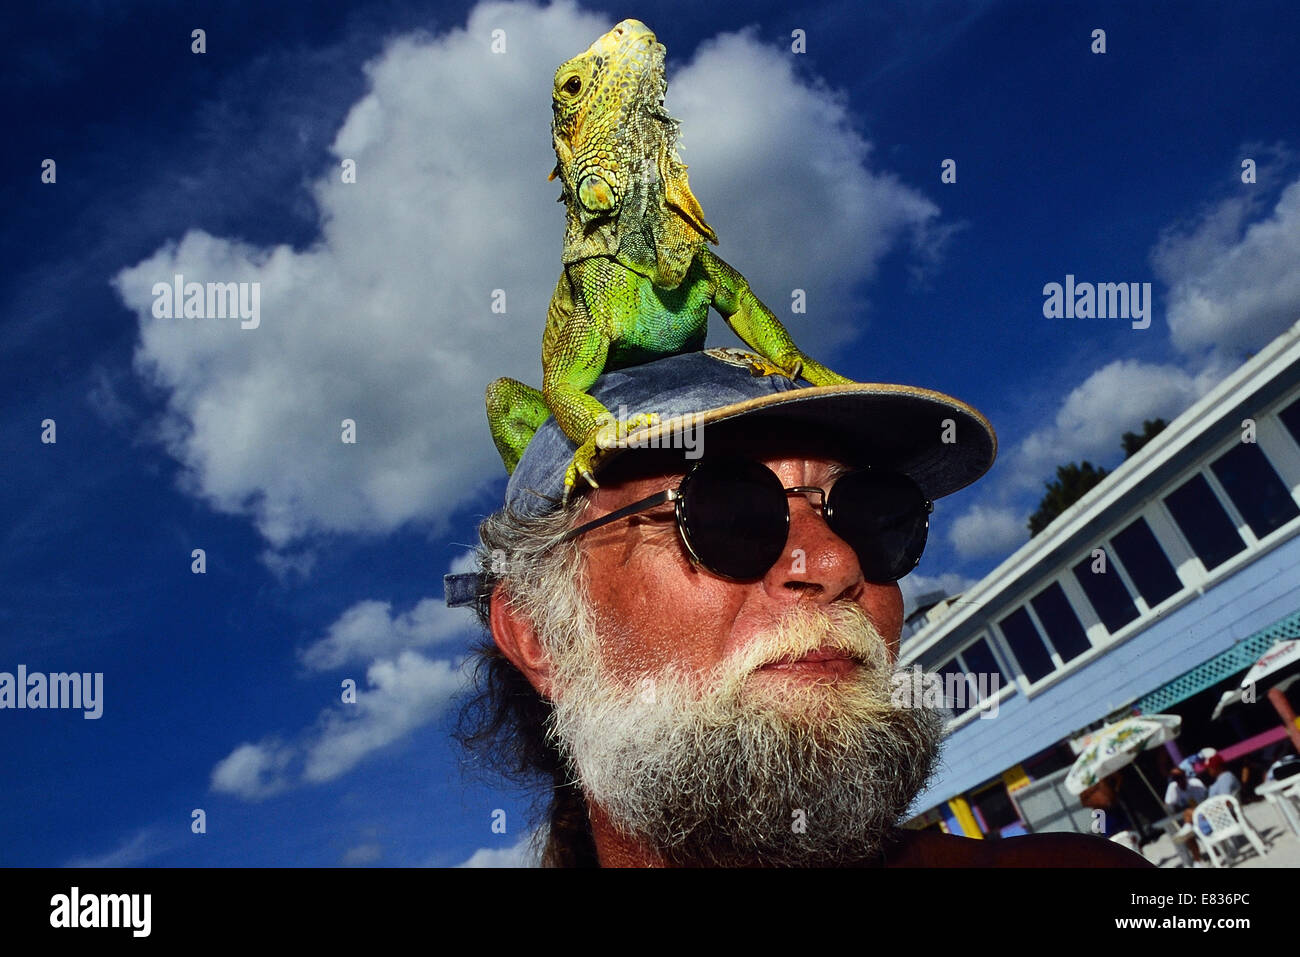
544;600;946;867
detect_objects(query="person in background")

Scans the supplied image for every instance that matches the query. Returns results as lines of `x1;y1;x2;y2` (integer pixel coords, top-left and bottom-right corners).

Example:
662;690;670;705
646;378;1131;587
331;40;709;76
1205;754;1242;799
1165;766;1208;809
1080;772;1134;837
1166;766;1209;866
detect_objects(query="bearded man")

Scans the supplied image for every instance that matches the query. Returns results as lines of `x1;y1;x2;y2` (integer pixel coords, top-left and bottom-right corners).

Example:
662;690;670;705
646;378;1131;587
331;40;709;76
448;350;1147;867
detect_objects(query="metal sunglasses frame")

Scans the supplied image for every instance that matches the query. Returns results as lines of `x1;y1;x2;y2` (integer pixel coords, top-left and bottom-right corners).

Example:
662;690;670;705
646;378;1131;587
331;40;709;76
556;457;934;583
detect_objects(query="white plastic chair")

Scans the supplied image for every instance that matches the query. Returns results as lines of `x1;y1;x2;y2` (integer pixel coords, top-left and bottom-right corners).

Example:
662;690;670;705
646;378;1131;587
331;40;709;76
1192;795;1268;867
1260;781;1300;837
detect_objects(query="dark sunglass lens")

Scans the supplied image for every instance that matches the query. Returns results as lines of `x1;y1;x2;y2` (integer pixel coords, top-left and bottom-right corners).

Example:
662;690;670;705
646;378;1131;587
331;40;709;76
680;459;788;579
827;471;930;583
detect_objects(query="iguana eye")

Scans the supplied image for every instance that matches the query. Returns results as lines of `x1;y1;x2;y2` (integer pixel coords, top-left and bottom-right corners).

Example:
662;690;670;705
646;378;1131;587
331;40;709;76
564;75;582;95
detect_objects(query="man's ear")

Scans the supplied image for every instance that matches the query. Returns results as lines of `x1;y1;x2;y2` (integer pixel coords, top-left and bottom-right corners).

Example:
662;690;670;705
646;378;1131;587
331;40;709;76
489;586;554;699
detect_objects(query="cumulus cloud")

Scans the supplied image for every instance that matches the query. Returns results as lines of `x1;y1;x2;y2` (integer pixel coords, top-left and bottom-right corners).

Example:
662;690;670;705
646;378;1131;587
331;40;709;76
669;28;950;331
1008;358;1209;493
458;833;539;867
945;358;1215;563
1153;176;1300;358
299;597;467;671
211;740;295;802
303;652;466;782
211;650;468;800
948;504;1026;560
112;0;952;550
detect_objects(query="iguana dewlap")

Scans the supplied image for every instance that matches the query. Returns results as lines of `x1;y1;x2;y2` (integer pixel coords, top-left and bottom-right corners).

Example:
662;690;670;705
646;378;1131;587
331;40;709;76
486;19;852;498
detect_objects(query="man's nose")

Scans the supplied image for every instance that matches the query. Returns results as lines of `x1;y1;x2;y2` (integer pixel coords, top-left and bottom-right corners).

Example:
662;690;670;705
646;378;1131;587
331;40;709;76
761;492;865;604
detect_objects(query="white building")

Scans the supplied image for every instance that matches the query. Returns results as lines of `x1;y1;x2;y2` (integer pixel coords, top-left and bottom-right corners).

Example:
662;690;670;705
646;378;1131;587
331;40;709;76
904;319;1300;839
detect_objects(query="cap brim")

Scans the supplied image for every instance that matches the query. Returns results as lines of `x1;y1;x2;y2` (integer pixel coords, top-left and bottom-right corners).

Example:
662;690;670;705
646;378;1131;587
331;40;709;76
607;382;996;500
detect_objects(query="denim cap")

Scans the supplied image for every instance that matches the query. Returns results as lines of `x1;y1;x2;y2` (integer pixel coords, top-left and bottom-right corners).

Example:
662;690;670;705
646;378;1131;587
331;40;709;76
444;348;997;607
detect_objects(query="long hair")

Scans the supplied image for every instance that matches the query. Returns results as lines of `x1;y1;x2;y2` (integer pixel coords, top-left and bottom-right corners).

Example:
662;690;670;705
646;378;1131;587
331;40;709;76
452;500;599;867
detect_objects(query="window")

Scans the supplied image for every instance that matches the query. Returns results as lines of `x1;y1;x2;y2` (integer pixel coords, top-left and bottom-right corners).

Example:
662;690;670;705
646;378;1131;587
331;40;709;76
1072;550;1139;633
1279;396;1300;446
971;784;1022;834
1110;517;1182;607
959;638;1009;700
999;607;1053;683
1210;442;1299;539
1029;582;1092;663
1163;473;1246;570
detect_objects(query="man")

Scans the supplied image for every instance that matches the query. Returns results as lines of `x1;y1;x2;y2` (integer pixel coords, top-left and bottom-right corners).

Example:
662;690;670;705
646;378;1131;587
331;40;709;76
1204;754;1242;799
448;350;1146;867
1165;766;1210;866
1165;766;1209;810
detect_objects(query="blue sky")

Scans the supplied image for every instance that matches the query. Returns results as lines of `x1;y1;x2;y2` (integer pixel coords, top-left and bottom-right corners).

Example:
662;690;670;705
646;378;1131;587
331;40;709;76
3;0;1299;867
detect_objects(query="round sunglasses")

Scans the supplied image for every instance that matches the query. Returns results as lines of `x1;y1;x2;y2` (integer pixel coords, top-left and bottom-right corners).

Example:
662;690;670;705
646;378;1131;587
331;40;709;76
558;456;933;583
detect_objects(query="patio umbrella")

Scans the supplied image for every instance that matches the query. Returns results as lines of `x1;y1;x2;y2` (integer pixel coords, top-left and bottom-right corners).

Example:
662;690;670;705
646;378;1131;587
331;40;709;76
1211;639;1300;719
1244;639;1300;686
1065;713;1182;805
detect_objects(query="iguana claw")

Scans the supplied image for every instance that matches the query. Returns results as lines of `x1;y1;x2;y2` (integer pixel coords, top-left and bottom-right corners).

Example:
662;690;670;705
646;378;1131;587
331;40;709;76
562;439;603;506
560;411;662;504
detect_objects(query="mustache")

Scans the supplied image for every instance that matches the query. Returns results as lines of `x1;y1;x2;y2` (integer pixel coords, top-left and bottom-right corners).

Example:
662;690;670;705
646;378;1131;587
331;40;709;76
722;603;893;679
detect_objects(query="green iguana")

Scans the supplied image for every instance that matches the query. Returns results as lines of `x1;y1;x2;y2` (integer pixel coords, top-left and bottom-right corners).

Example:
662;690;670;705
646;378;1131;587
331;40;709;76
486;18;851;498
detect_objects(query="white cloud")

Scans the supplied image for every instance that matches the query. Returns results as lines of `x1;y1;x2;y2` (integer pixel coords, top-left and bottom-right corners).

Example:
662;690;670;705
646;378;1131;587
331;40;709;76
260;547;318;582
448;549;480;575
302;651;466;783
946;359;1207;562
211;650;468;800
948;504;1026;560
669;28;949;340
458;833;539;867
65;827;177;868
937;167;1300;572
112;0;952;550
299;597;466;671
1153;177;1300;357
1009;358;1207;492
341;843;384;866
210;740;294;801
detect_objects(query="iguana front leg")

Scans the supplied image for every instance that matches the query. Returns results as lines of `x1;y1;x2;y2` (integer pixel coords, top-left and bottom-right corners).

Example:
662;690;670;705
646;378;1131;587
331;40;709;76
699;249;852;386
543;263;659;500
486;377;550;475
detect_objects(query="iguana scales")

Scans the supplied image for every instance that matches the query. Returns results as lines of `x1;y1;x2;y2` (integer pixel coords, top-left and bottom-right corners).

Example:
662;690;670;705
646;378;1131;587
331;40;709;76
486;18;851;498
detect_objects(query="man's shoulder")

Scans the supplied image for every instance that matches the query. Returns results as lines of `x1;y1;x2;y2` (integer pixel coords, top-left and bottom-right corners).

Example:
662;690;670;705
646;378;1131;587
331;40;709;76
881;828;1152;867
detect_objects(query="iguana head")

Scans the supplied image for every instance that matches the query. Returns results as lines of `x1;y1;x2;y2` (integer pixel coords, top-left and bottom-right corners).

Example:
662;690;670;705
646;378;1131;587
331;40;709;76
550;19;717;287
